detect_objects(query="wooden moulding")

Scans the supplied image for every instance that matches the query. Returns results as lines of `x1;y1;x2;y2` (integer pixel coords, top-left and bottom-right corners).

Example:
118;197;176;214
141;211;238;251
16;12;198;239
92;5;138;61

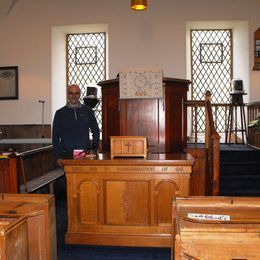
172;196;260;260
110;136;147;158
0;193;57;260
0;214;28;260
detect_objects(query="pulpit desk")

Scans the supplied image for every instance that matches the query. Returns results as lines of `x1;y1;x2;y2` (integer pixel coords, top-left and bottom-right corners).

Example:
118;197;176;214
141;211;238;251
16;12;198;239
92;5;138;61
62;153;194;247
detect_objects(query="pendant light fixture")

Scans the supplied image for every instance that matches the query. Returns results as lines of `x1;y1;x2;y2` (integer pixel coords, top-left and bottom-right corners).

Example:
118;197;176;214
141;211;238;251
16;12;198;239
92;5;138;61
131;0;147;11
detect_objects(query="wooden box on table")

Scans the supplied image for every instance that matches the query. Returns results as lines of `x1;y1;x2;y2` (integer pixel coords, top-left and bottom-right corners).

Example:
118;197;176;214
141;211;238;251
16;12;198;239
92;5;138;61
0;215;28;259
172;196;260;260
0;193;57;260
110;136;147;158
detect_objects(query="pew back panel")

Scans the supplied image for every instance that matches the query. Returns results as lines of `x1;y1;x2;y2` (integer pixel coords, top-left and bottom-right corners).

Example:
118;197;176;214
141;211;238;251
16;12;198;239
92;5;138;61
173;197;260;260
0;214;28;260
0;145;59;193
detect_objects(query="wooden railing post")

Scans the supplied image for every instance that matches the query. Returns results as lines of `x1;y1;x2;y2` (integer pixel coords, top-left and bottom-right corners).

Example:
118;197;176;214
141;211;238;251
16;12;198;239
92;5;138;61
205;91;211;150
212;133;220;195
247;102;260;148
185;92;221;195
205;90;220;195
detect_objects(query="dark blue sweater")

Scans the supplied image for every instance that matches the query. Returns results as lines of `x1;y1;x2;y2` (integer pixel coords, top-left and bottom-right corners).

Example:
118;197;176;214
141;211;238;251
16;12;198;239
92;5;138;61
52;104;100;159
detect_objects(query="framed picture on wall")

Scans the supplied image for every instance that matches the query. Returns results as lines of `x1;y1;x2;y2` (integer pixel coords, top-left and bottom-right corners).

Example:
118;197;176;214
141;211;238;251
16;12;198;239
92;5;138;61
0;66;18;100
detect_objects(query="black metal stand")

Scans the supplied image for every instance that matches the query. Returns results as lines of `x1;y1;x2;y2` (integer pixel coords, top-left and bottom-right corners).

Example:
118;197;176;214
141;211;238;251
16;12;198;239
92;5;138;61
225;93;247;145
83;98;100;108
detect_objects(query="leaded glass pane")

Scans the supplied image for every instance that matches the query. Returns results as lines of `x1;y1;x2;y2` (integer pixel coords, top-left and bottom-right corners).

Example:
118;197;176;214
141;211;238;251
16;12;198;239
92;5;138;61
191;29;232;134
66;33;106;131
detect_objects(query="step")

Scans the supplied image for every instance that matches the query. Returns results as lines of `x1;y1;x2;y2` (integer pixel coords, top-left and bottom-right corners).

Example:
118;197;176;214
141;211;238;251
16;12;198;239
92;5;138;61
220;175;260;191
219;145;260;196
220;162;260;175
220;174;260;181
220;150;260;162
219;189;260;197
219;175;260;186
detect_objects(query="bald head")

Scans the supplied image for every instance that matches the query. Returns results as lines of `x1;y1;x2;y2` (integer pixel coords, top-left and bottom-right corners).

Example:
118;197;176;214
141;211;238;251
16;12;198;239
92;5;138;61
67;85;81;106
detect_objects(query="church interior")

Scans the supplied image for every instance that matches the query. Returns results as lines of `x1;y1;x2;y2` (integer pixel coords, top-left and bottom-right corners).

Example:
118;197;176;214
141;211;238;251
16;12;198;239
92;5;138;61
1;0;260;259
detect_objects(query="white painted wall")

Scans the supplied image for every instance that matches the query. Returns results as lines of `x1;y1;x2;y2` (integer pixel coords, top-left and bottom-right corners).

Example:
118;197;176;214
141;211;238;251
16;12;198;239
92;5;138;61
0;0;259;124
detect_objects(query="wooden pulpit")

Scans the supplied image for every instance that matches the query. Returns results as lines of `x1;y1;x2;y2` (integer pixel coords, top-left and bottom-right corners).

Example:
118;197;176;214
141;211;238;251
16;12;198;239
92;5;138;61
98;77;191;153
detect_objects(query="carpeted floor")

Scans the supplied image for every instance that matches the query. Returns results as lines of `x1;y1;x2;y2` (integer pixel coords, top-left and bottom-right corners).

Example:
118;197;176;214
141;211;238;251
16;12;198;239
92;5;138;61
55;190;171;260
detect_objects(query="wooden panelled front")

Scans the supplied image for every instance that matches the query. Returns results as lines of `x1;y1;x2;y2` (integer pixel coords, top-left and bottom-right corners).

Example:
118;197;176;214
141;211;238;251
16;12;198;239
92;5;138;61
63;153;194;247
98;77;190;153
155;180;179;224
120;98;165;153
79;180;99;224
165;81;188;153
105;180;149;225
100;82;120;151
185;147;207;196
0;158;18;193
0;193;57;260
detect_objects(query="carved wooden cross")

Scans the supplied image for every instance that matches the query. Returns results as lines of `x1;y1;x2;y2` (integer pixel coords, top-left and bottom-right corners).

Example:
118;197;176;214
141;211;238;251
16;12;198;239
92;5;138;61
125;142;132;152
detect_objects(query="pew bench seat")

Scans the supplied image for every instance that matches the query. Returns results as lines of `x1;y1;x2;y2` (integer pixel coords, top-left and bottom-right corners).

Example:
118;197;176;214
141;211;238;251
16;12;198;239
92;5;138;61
20;168;64;193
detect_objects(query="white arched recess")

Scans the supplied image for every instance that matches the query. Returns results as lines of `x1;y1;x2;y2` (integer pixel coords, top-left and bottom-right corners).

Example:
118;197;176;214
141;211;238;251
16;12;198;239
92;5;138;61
185;20;249;140
51;24;108;120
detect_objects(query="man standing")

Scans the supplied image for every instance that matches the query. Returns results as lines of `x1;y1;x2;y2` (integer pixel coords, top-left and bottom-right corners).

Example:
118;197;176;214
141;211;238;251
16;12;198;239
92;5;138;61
52;84;100;163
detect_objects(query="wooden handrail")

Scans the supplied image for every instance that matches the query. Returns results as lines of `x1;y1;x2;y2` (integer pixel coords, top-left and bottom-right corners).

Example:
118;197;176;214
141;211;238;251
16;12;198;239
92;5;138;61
185;100;230;108
185;91;220;195
15;145;57;193
246;102;260;148
205;91;220;195
17;145;53;157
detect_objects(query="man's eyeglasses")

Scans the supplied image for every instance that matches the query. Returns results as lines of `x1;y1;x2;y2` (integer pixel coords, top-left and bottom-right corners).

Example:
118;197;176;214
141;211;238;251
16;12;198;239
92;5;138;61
68;92;80;95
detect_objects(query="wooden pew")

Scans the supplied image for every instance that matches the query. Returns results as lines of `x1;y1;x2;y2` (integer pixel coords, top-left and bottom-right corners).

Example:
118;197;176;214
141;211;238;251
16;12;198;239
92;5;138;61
0;193;57;260
17;145;63;193
0;145;63;193
172;196;260;260
0;214;28;259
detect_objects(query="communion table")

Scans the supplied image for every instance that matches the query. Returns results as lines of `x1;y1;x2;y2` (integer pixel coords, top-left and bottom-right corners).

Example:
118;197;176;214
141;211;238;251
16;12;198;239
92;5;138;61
62;153;194;247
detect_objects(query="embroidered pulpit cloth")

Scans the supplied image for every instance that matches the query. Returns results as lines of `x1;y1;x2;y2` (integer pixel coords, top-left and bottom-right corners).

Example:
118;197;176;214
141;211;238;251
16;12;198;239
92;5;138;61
119;68;163;99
